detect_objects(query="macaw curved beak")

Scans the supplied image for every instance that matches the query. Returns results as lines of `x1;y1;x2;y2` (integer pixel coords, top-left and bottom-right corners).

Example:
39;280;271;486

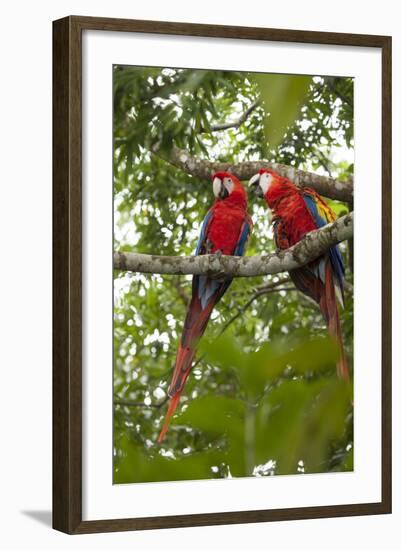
249;173;264;198
213;177;229;199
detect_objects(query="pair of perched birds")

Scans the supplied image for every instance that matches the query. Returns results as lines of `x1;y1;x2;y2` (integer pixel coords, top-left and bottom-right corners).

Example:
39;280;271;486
158;169;349;442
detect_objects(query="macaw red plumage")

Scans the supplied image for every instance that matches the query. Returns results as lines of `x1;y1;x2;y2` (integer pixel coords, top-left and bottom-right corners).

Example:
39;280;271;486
249;168;349;380
158;172;253;442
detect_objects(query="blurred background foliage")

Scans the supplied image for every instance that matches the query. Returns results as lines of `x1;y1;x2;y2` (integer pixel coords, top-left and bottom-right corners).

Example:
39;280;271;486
113;66;354;484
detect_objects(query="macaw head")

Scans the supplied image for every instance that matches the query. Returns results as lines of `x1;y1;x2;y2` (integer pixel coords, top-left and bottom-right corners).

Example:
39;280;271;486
212;171;247;206
248;168;278;199
249;168;298;208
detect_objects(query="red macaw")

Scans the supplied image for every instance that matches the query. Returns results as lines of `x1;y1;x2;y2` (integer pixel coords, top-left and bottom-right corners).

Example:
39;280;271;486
249;169;349;380
158;172;252;443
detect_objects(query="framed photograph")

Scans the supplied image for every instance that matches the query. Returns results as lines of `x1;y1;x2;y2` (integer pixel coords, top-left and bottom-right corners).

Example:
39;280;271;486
53;16;392;534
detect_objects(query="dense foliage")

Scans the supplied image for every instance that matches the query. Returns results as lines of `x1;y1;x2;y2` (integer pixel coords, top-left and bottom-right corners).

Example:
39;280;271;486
113;66;354;484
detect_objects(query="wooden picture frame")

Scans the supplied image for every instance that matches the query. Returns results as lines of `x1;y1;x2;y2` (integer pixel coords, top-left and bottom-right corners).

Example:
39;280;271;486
53;15;392;534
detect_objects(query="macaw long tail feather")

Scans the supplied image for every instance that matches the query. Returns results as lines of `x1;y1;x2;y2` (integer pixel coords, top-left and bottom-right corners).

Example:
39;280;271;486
167;343;197;401
321;264;350;381
157;344;195;444
157;393;181;444
326;297;349;380
157;278;229;443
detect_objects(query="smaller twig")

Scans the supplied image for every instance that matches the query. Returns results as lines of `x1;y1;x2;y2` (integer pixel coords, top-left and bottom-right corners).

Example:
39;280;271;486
168;277;190;306
219;285;296;336
114;396;168;409
202;100;260;132
253;276;292;293
298;293;320;311
327;80;353;108
316;151;333;178
343;280;353;294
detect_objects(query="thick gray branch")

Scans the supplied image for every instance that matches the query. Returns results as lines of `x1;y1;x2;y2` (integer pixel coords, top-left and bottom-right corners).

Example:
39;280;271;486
163;147;353;202
114;212;353;277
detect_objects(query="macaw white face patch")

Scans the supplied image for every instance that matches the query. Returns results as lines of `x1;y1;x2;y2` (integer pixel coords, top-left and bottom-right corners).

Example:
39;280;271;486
223;176;234;194
259;172;273;195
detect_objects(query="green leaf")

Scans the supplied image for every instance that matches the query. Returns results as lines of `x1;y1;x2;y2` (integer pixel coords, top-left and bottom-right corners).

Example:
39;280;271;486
253;73;312;150
178;395;245;439
255;378;351;474
114;435;223;483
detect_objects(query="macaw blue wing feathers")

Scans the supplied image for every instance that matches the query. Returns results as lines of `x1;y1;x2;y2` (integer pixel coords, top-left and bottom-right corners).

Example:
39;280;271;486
234;218;252;257
195;210;214;256
302;191;345;300
197;276;221;309
194;213;252;310
303;194;326;228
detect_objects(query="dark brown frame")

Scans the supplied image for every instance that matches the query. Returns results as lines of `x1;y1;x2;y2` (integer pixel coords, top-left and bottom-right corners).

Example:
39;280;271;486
53;15;392;534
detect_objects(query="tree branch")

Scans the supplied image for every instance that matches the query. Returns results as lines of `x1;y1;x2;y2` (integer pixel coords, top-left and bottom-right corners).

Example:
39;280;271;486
202;101;259;132
160;146;353;202
114;212;353;277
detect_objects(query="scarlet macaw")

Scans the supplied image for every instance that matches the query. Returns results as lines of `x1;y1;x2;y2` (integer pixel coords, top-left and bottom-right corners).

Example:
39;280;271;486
249;169;349;380
158;172;253;442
